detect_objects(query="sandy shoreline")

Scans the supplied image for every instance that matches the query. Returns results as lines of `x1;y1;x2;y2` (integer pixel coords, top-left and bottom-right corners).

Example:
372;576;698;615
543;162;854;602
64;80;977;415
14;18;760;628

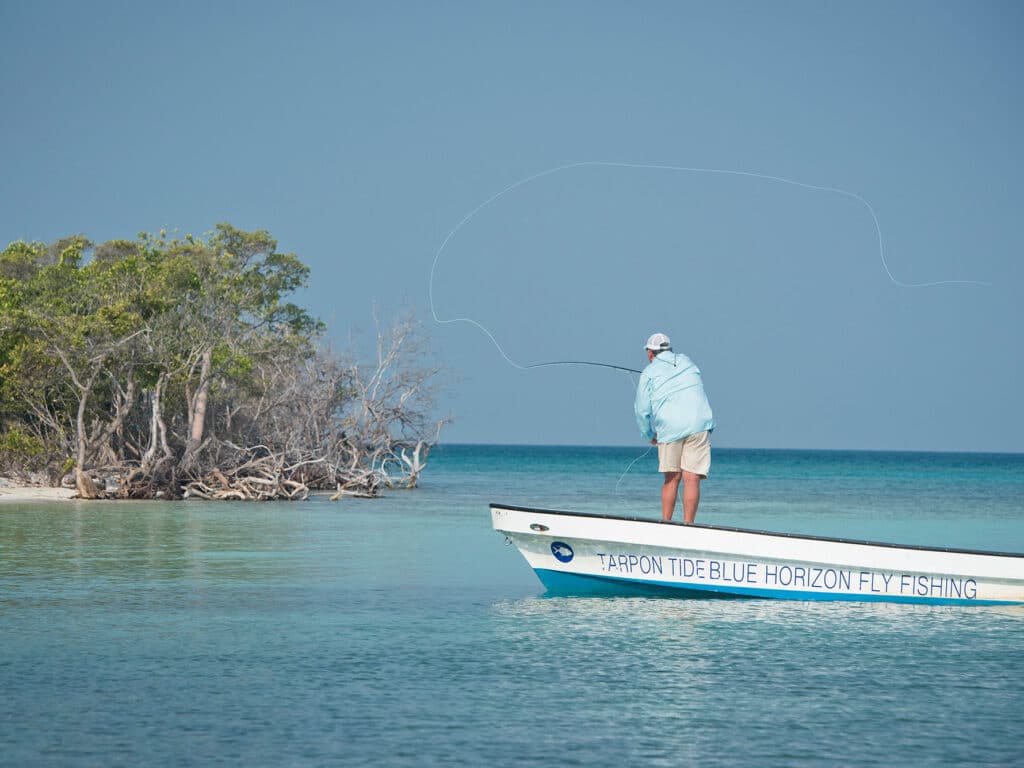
0;485;77;502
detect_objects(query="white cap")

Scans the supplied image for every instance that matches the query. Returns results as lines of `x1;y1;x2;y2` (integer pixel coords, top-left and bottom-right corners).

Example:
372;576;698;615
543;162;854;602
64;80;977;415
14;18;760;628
644;333;672;351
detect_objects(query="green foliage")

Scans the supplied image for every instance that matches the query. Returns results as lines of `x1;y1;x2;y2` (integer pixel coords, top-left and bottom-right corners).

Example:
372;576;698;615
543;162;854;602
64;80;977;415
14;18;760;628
0;427;44;458
0;224;324;479
0;240;46;281
0;427;46;472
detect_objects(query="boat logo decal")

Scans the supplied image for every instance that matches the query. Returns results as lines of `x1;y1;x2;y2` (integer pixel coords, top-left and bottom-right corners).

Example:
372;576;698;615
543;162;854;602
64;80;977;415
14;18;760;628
550;541;574;563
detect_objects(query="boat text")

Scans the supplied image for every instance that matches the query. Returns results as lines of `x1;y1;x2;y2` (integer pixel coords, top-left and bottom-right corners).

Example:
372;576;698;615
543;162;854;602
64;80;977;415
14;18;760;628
594;552;978;599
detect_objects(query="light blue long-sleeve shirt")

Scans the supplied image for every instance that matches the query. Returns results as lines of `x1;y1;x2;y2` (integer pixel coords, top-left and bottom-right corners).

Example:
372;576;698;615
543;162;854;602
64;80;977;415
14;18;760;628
634;350;715;444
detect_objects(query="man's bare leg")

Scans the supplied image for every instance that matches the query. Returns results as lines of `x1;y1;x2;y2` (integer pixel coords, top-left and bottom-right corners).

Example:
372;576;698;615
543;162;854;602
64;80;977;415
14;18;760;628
662;471;681;521
682;471;703;523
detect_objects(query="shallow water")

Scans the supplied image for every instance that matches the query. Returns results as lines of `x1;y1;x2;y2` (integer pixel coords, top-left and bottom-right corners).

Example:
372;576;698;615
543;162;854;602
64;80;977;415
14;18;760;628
2;447;1022;765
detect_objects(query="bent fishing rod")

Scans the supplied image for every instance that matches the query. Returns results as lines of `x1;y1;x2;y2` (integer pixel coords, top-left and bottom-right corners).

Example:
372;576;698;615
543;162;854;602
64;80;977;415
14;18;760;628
524;361;641;374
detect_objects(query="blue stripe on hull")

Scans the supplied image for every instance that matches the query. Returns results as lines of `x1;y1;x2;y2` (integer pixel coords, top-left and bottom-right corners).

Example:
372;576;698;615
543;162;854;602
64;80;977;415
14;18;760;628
533;568;1021;606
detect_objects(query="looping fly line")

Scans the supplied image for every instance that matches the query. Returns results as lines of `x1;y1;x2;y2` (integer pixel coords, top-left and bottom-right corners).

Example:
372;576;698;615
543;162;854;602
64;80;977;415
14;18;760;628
429;160;989;374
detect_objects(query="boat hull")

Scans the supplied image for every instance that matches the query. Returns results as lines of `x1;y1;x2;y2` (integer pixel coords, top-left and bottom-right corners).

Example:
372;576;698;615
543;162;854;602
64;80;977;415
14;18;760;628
491;505;1024;606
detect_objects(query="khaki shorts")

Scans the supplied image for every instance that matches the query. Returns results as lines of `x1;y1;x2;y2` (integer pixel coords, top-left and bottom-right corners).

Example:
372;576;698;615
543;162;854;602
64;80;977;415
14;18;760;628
658;431;711;477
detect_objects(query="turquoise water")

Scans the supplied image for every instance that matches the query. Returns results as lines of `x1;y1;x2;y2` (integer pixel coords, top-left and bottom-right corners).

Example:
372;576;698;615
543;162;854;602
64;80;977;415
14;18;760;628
2;446;1022;766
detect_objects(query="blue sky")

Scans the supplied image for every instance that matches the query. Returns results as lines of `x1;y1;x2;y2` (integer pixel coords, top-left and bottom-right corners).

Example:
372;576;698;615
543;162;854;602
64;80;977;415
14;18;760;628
2;1;1021;451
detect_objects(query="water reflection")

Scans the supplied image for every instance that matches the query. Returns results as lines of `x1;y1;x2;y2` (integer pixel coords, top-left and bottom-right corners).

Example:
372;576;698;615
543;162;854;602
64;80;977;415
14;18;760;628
495;592;1024;630
0;501;305;597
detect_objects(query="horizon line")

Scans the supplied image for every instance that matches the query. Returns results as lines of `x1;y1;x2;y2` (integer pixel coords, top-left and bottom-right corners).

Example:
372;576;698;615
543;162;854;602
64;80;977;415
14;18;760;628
433;442;1024;457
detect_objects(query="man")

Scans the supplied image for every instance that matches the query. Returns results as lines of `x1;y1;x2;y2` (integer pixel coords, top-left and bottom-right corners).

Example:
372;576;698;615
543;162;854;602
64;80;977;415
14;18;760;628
634;332;715;523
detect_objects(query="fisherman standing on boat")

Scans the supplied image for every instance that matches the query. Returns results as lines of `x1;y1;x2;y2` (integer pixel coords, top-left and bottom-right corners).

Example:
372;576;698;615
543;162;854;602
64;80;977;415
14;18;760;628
635;333;715;524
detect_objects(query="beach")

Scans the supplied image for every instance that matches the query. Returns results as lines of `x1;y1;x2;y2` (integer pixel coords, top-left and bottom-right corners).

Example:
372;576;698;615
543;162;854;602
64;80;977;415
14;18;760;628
0;483;76;503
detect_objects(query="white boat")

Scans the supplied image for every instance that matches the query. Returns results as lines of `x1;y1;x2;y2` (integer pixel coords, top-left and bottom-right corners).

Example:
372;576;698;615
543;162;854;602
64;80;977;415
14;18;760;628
491;504;1024;606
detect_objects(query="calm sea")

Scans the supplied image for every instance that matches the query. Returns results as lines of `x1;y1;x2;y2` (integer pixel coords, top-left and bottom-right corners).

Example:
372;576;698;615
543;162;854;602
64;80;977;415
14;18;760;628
2;446;1022;766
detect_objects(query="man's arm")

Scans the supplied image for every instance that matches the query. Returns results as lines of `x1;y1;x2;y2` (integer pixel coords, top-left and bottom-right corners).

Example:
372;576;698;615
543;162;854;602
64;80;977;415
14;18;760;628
634;374;656;442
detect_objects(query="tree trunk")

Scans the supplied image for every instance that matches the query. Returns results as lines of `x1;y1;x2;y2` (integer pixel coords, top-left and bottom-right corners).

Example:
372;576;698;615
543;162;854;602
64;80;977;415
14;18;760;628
74;385;98;499
182;347;213;474
141;374;169;471
190;347;213;446
96;377;135;467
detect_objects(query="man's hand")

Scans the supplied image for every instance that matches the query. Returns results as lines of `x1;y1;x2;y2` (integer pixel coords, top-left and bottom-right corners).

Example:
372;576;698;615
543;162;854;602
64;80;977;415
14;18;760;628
650;438;657;446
